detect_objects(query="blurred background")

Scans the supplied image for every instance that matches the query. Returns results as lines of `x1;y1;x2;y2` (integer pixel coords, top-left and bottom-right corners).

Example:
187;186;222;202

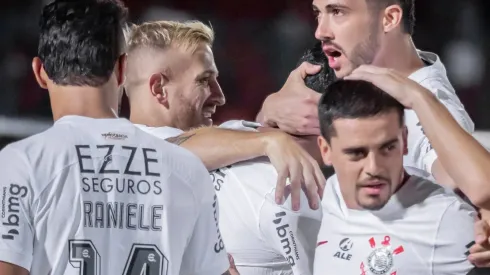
1;0;490;147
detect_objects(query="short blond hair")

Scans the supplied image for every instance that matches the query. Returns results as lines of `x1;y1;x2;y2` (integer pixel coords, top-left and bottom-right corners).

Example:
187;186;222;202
124;20;214;53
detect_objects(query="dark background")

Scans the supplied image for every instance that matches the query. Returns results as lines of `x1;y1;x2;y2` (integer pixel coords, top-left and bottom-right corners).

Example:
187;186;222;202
0;0;489;143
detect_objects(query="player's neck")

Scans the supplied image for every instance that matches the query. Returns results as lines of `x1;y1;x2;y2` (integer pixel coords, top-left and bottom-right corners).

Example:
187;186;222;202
374;36;425;77
130;107;174;129
49;86;118;121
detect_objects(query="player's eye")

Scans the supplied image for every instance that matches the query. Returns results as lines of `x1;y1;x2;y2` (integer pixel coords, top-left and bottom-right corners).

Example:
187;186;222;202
313;10;320;20
329;8;344;16
348;150;366;160
385;144;396;152
197;78;210;86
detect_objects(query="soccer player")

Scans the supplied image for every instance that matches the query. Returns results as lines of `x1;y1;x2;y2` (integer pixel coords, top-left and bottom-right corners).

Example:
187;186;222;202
0;1;231;274
124;20;325;210
124;22;335;275
346;65;490;267
314;79;481;275
256;0;490;209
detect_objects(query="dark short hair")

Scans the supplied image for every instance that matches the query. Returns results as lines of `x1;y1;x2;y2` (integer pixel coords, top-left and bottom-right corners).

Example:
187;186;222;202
38;0;128;86
296;42;336;93
367;0;415;35
318;80;405;142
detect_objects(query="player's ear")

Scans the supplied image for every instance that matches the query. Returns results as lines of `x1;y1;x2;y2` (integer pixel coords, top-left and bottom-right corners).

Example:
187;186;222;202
115;53;127;87
149;72;169;106
32;57;48;89
382;4;403;33
402;125;408;155
318;136;333;166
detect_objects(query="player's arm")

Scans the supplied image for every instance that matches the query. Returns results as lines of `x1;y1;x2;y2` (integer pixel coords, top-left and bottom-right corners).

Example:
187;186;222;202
431;200;490;275
0;262;29;275
409;90;490;209
0;146;34;275
256;62;322;136
166;126;274;170
180;158;230;275
347;65;490;209
167;126;325;210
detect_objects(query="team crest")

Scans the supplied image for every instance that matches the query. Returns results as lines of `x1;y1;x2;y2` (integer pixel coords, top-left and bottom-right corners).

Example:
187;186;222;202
360;236;404;275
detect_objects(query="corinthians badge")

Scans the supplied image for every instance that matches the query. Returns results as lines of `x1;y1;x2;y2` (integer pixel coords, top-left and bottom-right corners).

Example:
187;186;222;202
360;236;405;275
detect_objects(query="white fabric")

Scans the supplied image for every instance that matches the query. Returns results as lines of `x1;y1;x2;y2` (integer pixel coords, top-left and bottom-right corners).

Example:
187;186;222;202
405;51;474;173
134;124;185;140
215;121;322;275
211;161;322;275
0;116;228;275
314;167;476;275
146;121;322;275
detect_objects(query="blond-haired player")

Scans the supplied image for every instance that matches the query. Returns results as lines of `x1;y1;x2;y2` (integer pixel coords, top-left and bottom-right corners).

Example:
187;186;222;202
123;21;330;275
123;20;325;210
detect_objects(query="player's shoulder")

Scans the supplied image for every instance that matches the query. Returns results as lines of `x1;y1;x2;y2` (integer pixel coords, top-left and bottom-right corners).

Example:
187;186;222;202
134;124;184;140
410;50;468;105
218;158;278;189
403;167;474;212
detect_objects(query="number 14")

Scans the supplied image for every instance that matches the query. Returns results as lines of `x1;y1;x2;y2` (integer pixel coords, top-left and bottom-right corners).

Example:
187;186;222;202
68;240;169;275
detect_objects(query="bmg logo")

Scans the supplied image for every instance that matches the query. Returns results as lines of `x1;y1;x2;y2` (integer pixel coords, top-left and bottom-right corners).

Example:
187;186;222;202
2;184;28;240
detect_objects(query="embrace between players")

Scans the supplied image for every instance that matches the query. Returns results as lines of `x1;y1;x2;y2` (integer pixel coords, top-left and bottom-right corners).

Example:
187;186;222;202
1;0;490;274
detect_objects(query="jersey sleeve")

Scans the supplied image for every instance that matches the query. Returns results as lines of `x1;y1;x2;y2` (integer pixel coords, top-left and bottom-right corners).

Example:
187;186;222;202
431;199;476;275
408;88;474;174
258;189;321;275
0;146;34;271
180;160;229;275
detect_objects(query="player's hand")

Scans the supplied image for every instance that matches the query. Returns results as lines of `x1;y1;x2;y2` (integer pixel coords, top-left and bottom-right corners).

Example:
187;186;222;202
258;62;322;136
345;65;434;109
262;130;325;211
468;218;490;267
228;254;240;275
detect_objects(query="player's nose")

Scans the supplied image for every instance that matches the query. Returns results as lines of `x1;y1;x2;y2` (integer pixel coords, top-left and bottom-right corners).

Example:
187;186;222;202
211;81;226;106
315;16;334;41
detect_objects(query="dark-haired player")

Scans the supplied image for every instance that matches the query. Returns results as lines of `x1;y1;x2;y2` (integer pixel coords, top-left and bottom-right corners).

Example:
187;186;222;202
314;80;478;274
0;1;231;274
257;0;481;208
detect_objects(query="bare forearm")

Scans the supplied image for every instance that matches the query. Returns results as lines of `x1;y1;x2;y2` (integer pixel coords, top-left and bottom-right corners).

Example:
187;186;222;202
0;262;29;275
412;91;490;207
167;127;269;170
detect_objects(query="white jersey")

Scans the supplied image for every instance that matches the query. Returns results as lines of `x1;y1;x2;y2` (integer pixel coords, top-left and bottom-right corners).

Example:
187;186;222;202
314;167;477;275
0;116;228;275
137;121;323;275
405;51;474;173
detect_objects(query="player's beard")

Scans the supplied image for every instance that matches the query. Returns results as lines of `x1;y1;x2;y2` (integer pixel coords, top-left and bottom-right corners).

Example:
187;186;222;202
356;194;390;211
348;22;380;70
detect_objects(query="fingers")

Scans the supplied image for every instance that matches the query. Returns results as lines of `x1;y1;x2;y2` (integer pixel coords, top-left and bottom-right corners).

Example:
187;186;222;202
275;169;288;205
470;243;488;254
468;250;490;268
289;164;303;211
302;163;319;210
277;118;320;136
313;164;326;200
228;254;240;275
295;62;322;80
470;220;490;267
349;65;396;76
344;70;385;84
474;220;490;245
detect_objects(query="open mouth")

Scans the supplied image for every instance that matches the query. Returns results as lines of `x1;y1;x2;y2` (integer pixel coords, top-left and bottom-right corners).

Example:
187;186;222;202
322;46;342;69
